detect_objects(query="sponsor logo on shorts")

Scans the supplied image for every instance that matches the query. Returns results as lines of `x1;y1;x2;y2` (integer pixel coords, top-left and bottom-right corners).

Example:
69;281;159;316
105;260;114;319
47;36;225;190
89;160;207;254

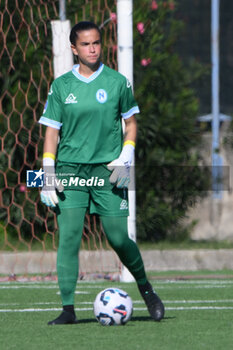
120;199;128;210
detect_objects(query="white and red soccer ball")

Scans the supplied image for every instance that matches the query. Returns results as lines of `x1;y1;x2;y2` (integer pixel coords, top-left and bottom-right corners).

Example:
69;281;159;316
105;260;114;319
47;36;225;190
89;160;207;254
94;288;133;326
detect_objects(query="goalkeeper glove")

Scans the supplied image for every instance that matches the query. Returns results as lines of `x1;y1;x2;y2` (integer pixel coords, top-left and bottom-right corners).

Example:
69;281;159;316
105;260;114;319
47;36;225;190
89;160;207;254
107;141;135;188
40;154;63;207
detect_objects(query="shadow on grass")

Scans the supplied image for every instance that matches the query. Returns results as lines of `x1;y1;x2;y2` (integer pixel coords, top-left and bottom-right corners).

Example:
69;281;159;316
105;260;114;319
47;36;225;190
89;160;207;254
77;318;97;324
131;316;175;322
76;316;176;324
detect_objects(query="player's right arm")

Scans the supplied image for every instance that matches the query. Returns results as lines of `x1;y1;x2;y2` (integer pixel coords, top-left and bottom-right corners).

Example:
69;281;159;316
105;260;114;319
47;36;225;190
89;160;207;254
43;126;59;155
39;80;64;207
40;126;63;207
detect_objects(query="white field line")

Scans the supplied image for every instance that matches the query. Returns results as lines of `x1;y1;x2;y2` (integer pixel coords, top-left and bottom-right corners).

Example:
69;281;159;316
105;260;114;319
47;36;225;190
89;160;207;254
155;280;233;284
0;285;109;290
1;280;233;288
57;291;90;295
0;286;89;294
0;308;93;313
1;299;233;307
138;299;233;304
134;306;233;311
154;286;231;289
1;285;232;290
1;306;233;313
0;285;59;289
1;279;233;286
1;299;233;313
0;279;233;289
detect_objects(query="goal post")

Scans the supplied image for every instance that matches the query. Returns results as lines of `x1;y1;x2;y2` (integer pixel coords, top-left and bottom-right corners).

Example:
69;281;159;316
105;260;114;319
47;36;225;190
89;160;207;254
51;19;74;79
117;0;136;282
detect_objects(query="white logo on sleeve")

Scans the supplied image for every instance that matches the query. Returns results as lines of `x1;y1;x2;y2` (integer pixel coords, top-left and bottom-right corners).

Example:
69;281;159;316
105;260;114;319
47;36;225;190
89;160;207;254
126;79;131;88
96;89;108;103
65;93;78;104
48;86;53;95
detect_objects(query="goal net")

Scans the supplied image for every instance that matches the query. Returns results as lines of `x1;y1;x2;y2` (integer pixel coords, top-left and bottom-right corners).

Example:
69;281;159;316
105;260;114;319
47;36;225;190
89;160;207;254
0;0;121;281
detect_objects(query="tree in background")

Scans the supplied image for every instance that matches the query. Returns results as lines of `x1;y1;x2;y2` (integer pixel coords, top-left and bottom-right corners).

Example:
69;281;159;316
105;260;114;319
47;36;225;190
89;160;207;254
133;0;209;242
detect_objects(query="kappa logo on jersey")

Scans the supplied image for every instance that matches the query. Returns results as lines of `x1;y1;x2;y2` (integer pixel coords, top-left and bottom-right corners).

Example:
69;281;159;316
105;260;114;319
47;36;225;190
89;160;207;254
65;93;78;104
96;89;108;104
120;199;128;210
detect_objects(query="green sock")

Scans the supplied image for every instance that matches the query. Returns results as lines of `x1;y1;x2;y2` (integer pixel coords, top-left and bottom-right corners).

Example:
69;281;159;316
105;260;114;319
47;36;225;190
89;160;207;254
100;216;148;285
56;207;86;305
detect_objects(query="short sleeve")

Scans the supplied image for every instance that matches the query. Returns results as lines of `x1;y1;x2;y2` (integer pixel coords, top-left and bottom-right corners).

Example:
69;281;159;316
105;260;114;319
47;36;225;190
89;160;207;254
119;78;140;119
38;82;63;129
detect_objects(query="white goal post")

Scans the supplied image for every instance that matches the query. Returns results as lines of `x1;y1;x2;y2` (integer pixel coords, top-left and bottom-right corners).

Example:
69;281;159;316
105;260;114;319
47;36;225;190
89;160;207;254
51;19;74;79
117;0;136;282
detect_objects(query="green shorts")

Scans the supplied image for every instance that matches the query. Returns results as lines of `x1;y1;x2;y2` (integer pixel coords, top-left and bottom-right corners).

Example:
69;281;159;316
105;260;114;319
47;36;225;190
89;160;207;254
55;162;129;217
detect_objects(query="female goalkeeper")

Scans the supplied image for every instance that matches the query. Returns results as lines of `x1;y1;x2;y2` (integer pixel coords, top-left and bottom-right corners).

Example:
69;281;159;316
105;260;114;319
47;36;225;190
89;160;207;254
39;21;164;325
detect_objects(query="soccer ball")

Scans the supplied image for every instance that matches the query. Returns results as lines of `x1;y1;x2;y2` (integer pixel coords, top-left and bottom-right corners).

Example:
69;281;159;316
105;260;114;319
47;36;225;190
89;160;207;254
93;287;133;326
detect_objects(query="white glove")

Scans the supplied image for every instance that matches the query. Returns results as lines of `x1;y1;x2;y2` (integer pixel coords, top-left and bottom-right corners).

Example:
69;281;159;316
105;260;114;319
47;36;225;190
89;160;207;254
40;157;63;207
107;143;135;188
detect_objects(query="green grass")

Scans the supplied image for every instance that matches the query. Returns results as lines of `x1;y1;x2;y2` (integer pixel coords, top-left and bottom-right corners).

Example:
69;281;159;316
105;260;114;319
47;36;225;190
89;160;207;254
0;271;233;350
138;239;233;250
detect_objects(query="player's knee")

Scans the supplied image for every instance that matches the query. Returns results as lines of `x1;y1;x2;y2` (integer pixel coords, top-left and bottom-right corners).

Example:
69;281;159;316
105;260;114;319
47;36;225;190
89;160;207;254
108;235;129;252
58;231;81;253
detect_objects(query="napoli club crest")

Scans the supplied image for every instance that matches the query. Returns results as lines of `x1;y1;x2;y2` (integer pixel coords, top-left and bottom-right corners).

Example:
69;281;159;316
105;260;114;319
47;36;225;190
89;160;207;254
96;89;108;103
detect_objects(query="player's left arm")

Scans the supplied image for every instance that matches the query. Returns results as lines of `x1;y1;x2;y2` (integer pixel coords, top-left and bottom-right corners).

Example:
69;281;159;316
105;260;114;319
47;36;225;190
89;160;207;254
107;115;137;188
124;114;137;144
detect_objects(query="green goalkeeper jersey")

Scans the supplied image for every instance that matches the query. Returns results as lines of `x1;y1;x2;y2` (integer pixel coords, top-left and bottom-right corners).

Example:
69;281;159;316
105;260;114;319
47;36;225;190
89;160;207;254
39;63;139;164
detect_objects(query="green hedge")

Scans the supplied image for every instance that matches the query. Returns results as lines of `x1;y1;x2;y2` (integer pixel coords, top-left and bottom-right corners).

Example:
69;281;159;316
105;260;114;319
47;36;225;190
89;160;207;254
133;0;209;241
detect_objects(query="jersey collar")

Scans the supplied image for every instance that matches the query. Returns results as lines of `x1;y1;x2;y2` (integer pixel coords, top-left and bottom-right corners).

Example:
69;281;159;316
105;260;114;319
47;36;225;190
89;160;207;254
72;63;104;83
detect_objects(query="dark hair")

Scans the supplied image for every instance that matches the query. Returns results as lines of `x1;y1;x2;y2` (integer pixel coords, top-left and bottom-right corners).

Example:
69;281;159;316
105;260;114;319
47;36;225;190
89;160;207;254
69;21;102;45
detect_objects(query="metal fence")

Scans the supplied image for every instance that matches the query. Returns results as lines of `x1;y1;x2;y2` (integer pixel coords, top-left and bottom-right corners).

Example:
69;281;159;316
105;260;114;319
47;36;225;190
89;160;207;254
0;0;118;278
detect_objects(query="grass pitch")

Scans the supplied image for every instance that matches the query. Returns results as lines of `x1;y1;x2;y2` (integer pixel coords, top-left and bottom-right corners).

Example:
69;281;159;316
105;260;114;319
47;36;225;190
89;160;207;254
0;271;233;350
